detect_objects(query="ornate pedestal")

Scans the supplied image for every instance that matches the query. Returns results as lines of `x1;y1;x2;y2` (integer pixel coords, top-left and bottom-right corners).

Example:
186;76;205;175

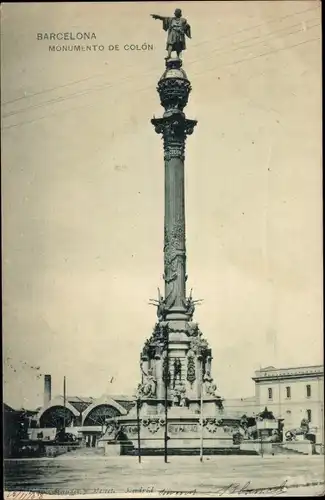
103;401;241;455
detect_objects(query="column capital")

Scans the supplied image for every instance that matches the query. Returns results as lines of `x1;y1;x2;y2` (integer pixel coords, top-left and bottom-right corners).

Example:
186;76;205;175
151;113;197;137
151;113;197;162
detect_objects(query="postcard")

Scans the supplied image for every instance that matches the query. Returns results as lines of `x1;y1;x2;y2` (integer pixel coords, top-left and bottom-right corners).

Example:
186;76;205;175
2;1;323;498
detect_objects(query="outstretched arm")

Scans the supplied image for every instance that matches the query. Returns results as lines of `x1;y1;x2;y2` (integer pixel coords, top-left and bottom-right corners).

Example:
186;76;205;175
151;14;165;20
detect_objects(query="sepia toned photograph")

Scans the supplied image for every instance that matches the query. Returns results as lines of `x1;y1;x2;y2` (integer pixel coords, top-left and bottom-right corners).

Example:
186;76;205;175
1;1;323;497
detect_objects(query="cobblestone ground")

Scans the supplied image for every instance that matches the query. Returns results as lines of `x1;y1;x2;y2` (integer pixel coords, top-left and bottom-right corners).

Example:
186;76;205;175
4;455;325;498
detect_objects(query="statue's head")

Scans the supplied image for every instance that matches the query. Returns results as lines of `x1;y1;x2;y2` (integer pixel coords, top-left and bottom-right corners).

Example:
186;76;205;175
175;8;182;18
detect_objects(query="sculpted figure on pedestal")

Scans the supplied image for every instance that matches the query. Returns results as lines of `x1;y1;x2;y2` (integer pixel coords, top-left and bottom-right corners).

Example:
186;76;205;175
240;414;249;430
138;368;157;398
203;370;221;398
149;288;168;321
190;335;208;355
152;323;164;342
171;385;187;407
285;418;311;442
171;389;180;406
179;386;187;407
186;322;200;337
173;358;182;388
300;418;309;433
182;289;203;320
184;296;195;318
136;383;143;400
157;298;167;321
151;8;191;60
141;339;151;358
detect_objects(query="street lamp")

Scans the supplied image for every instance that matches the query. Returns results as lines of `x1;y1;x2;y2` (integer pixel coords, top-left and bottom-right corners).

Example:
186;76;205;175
63;376;66;435
199;361;204;462
136;395;142;463
162;323;170;463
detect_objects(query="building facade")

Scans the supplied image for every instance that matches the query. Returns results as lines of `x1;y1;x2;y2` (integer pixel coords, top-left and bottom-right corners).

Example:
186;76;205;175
252;365;324;442
221;365;324;444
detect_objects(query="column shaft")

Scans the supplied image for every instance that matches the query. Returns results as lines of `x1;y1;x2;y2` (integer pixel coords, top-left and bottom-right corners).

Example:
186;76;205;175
164;156;186;308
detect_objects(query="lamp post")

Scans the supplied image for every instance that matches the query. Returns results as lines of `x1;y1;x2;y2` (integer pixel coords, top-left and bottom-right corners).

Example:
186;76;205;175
63;376;66;435
163;323;170;463
199;364;204;462
257;418;264;458
321;405;324;451
260;429;264;458
136;396;142;463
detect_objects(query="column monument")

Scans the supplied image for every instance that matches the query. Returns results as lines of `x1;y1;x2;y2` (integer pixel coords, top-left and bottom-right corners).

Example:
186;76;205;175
103;9;242;455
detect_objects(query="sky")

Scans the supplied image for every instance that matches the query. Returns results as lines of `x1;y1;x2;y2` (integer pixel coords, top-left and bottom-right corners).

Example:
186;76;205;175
1;1;322;410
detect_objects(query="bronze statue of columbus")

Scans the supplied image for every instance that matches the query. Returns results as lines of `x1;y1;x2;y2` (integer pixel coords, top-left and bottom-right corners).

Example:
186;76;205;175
151;8;191;59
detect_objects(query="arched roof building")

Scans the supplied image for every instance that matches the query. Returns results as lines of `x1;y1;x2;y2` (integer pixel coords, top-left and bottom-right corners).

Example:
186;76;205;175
35;382;135;443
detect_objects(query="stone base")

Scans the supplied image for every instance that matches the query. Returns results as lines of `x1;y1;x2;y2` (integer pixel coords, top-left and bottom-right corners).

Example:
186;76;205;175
106;406;243;456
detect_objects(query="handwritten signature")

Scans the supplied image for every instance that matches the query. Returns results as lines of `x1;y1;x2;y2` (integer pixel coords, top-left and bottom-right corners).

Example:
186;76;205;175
212;481;288;496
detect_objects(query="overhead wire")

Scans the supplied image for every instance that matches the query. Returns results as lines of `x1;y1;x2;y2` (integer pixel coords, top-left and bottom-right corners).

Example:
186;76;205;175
2;8;320;131
2;72;112;107
3;33;319;133
3;33;319;132
2;13;320;120
1;3;318;111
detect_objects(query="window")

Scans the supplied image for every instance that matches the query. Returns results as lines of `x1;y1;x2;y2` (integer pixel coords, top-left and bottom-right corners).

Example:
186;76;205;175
268;388;273;400
285;386;291;399
306;384;311;398
307;409;312;422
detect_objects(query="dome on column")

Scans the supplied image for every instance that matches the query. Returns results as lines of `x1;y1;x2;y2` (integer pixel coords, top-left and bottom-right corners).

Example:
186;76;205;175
157;58;192;114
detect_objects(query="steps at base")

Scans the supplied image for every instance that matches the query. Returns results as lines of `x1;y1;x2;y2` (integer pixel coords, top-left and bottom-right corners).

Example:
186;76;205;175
271;445;308;456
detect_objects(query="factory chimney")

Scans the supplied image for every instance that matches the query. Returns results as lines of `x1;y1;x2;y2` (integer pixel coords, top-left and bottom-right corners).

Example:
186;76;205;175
44;374;52;406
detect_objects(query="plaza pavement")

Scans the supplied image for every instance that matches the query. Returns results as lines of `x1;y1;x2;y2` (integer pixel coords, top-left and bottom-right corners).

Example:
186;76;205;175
4;455;324;498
